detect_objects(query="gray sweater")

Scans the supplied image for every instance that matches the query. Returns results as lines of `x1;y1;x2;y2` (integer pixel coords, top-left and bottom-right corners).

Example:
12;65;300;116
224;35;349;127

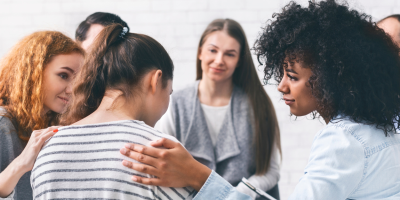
0;115;32;200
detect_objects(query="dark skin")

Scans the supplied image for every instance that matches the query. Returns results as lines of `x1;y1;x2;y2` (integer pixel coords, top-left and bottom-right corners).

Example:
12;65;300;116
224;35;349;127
119;60;330;191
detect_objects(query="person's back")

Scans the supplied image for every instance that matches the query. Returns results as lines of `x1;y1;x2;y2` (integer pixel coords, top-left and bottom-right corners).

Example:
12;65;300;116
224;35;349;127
31;23;192;199
31;120;193;199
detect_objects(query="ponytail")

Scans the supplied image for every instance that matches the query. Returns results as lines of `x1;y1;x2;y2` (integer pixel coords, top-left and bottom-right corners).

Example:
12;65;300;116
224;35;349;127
61;24;173;125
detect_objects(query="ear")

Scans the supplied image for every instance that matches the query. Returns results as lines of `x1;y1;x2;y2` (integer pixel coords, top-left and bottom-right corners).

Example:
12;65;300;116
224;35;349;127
150;69;163;94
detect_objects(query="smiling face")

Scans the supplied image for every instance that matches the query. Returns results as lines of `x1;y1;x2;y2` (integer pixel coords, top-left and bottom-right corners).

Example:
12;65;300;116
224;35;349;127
277;60;318;116
42;52;84;114
198;31;240;83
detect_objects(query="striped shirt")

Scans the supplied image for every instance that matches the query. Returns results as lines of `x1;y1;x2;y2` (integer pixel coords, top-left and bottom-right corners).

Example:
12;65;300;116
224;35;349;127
31;120;194;200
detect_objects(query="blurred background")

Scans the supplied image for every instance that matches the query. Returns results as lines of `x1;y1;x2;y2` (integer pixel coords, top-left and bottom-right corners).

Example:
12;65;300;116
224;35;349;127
0;0;399;199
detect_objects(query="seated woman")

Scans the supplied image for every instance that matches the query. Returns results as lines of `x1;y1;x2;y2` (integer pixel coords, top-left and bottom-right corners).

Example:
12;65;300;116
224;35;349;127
119;0;400;199
0;31;84;199
31;24;194;199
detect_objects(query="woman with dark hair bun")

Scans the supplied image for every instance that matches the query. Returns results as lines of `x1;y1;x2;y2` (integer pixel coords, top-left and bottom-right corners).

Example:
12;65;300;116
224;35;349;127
118;0;400;199
75;12;129;51
31;24;194;199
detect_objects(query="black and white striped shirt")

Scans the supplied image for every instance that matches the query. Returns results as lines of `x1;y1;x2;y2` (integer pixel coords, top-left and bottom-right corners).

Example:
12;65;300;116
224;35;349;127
31;120;194;200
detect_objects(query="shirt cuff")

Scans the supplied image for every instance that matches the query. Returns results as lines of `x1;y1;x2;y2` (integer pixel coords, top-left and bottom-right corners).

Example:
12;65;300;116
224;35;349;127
193;171;252;200
0;190;14;200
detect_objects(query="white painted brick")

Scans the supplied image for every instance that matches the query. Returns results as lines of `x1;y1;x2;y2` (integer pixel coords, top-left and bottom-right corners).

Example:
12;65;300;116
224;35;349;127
43;2;62;13
0;2;43;14
209;0;245;10
223;11;259;23
245;0;281;10
134;12;169;24
61;2;83;13
172;0;208;11
152;0;172;11
0;15;32;26
187;11;222;23
174;24;195;36
116;0;151;11
33;14;66;27
370;7;393;21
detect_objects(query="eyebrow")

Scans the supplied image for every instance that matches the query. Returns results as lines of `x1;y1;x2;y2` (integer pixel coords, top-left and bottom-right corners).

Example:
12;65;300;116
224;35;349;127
285;68;298;74
209;44;238;53
61;66;75;74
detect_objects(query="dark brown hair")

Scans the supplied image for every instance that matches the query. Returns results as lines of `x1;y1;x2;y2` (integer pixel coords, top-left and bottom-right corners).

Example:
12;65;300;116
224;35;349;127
196;19;281;174
62;24;173;124
75;12;129;42
0;31;84;140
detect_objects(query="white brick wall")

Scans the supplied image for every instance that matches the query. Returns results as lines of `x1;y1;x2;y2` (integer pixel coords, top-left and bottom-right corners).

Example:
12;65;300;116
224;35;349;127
0;0;398;199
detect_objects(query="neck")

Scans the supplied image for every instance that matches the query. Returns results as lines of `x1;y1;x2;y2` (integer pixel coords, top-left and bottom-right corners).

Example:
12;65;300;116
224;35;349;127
73;90;143;125
198;75;233;106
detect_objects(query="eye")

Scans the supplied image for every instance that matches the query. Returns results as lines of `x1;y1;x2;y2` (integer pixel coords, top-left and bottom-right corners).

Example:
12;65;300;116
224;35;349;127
287;73;297;81
59;73;68;80
210;49;217;53
226;53;235;57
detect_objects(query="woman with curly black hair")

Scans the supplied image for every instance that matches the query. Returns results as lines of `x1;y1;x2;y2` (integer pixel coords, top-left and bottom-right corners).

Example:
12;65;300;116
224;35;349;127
117;0;400;199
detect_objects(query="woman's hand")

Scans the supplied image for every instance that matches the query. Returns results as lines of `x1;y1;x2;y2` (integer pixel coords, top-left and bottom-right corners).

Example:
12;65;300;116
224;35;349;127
14;126;60;172
120;138;212;191
0;126;59;197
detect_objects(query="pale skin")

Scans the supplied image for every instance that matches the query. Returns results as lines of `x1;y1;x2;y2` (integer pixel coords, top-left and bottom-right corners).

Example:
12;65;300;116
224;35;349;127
0;53;83;198
119;60;327;192
80;24;105;51
378;17;400;47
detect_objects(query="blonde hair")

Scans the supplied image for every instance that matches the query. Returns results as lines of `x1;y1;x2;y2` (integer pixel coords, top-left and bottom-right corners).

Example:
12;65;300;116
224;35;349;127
0;31;84;141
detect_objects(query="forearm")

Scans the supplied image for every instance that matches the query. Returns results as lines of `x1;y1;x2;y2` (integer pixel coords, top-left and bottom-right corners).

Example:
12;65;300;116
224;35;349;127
188;160;212;191
0;158;26;198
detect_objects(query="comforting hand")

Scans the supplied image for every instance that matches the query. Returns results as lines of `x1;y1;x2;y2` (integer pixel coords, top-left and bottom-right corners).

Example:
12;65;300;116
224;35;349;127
0;126;59;198
14;126;59;172
120;138;211;191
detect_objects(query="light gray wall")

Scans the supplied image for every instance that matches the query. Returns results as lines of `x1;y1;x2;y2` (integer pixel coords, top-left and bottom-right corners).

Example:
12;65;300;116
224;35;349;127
0;0;399;199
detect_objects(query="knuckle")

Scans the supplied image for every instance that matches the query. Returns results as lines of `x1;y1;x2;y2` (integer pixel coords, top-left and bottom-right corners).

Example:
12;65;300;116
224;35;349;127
137;155;145;162
140;165;147;172
138;146;146;153
159;151;168;159
159;162;167;169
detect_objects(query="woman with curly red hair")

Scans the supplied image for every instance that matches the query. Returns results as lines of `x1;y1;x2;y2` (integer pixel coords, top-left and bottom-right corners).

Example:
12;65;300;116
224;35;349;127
0;31;84;199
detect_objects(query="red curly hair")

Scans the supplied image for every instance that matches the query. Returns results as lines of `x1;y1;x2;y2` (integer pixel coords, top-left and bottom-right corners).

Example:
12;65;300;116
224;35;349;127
0;31;84;141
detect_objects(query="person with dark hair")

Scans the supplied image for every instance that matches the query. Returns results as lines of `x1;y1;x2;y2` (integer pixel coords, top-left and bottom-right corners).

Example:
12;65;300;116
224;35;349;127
118;0;400;199
153;18;281;199
31;24;194;199
378;14;400;46
75;12;129;51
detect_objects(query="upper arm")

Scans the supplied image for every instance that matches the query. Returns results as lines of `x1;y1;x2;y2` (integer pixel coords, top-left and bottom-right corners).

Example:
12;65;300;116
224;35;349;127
289;125;365;200
0;117;18;172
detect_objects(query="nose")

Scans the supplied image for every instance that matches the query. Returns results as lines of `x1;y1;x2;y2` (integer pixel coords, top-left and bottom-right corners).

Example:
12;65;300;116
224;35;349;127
277;76;289;94
65;83;72;94
214;52;224;66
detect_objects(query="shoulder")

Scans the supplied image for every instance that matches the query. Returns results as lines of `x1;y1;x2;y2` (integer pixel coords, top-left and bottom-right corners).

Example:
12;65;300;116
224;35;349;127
0;109;17;135
171;81;198;102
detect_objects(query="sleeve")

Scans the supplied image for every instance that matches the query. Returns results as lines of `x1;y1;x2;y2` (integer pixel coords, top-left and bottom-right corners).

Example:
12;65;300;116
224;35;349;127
154;101;176;137
193;171;252;200
0;117;17;200
288;125;365;200
235;143;281;199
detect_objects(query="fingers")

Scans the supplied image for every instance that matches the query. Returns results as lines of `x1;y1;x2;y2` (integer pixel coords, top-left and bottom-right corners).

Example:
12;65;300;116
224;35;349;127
149;138;179;149
120;147;159;167
123;143;161;158
122;160;159;177
131;176;163;186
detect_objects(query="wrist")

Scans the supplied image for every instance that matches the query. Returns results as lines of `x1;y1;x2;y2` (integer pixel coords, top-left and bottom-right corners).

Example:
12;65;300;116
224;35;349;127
189;161;212;191
10;156;29;176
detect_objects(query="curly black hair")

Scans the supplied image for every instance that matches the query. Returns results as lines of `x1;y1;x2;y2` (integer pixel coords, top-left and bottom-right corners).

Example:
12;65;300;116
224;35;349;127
255;0;400;135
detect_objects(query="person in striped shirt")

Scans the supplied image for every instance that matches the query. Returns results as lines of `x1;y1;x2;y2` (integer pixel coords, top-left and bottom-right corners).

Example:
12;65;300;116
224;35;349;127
31;24;194;200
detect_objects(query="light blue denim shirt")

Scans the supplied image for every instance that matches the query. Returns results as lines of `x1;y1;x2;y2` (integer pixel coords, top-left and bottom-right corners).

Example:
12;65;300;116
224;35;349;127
194;118;400;200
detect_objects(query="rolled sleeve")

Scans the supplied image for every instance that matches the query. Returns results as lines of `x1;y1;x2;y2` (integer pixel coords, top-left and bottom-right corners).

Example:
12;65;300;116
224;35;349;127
289;124;365;200
194;171;252;200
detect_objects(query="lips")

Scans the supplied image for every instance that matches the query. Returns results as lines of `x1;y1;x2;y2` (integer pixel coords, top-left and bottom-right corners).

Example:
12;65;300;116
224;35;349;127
283;98;295;105
58;96;69;104
210;67;225;73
